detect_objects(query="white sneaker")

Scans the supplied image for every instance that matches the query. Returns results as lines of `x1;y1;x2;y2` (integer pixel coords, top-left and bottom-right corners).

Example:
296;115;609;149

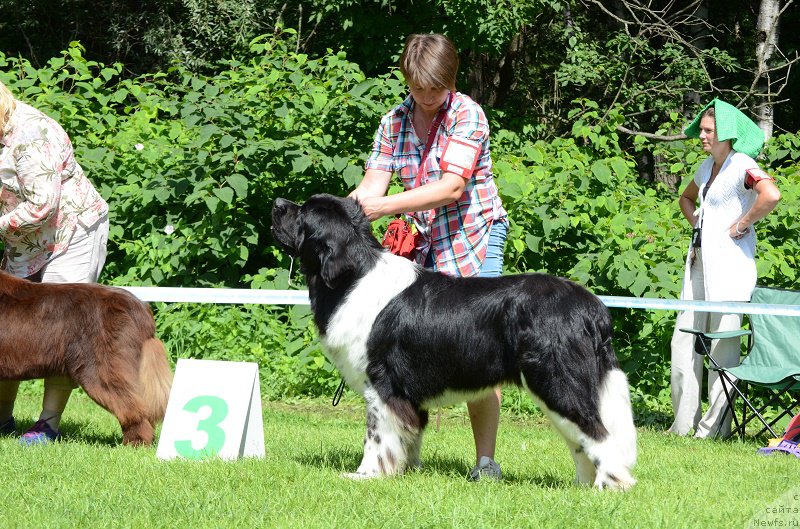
468;456;502;481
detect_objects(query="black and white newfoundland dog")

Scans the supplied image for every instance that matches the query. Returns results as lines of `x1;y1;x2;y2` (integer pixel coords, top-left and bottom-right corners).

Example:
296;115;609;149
271;194;637;490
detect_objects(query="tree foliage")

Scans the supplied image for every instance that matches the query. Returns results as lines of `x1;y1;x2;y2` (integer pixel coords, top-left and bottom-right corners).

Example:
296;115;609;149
2;1;797;134
1;32;405;286
1;11;799;413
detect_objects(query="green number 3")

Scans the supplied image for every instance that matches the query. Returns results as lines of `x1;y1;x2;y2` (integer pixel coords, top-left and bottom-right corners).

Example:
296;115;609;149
174;395;229;459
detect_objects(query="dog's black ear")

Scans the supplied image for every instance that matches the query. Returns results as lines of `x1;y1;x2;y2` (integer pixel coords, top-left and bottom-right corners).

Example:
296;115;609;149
293;225;306;256
319;240;356;289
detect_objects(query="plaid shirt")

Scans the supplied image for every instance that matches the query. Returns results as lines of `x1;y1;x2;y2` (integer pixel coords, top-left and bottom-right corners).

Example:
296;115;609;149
0;102;108;277
366;92;507;277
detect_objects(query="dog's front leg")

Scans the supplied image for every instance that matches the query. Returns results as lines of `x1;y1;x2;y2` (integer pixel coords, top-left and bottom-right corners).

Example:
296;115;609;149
405;408;428;471
344;388;410;479
567;441;597;486
345;406;384;480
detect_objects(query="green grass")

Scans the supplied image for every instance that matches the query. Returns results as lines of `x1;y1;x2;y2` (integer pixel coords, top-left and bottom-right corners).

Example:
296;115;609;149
2;391;799;529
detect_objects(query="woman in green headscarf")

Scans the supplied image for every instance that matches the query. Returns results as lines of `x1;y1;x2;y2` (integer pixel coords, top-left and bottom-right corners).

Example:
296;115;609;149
669;99;781;438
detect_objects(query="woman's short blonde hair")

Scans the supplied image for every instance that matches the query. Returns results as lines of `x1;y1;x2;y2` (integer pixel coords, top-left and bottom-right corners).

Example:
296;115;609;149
399;33;459;91
0;80;18;134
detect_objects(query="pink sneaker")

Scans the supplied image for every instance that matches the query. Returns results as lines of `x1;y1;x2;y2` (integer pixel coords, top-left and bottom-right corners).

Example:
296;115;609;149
19;419;61;446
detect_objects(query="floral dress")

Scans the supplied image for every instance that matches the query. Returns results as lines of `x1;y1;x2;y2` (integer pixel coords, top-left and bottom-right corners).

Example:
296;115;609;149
0;102;108;277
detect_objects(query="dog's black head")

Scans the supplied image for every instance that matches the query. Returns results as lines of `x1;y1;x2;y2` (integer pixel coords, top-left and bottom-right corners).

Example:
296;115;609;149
271;194;382;290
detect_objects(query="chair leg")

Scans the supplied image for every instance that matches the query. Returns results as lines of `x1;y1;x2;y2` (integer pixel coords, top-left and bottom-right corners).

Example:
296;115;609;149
717;374;743;440
747;385;799;438
696;335;778;440
727;382;799;440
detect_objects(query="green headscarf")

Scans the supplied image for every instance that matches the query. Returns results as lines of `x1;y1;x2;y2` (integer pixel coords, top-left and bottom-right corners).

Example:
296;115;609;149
684;98;765;159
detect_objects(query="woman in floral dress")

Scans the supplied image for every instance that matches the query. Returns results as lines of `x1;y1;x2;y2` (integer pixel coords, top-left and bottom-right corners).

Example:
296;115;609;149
0;79;109;444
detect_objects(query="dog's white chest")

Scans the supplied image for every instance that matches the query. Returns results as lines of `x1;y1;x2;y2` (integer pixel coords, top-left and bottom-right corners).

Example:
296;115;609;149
321;253;418;393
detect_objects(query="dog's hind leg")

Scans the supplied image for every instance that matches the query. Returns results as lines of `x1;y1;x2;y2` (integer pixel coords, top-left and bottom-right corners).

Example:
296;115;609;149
118;417;155;446
109;338;171;445
80;383;154;444
138;338;172;425
73;341;156;445
524;385;635;491
79;376;155;445
345;387;422;479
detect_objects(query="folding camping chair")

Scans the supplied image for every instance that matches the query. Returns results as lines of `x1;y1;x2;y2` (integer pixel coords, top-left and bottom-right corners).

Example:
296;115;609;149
680;286;800;440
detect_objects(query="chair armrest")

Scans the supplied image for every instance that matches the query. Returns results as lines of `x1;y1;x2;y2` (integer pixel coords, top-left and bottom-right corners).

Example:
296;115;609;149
679;327;752;340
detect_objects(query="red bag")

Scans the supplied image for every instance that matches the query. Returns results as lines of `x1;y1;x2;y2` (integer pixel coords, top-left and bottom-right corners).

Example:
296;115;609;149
381;217;419;259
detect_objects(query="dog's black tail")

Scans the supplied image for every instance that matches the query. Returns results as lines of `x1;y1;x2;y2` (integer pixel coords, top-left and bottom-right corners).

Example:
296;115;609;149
139;338;172;425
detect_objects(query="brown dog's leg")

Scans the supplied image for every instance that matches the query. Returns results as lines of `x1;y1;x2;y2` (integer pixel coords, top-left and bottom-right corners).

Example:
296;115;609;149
78;376;155;445
120;420;155;446
138;338;173;425
77;337;171;445
72;338;154;445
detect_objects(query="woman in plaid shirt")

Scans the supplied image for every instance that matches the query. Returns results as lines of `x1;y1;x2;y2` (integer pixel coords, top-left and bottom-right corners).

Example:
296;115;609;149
0;80;109;445
351;33;509;481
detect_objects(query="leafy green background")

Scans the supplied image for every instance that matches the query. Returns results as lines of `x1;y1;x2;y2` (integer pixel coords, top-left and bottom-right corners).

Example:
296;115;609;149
1;31;798;423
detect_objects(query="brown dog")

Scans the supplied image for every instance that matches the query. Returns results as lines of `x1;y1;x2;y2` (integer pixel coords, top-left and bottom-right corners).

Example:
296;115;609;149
0;270;172;445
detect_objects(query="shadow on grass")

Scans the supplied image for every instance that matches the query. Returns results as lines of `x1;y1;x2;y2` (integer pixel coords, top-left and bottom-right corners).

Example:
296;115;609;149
62;428;122;446
294;446;572;488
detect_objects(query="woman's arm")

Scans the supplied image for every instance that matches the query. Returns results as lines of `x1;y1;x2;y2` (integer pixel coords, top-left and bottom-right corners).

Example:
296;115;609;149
678;180;700;228
358;172;466;221
0;140;61;239
728;179;781;238
349;169;393;203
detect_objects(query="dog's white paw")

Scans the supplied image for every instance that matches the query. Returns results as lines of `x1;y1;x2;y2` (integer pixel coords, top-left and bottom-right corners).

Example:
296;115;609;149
593;468;636;491
341;471;379;481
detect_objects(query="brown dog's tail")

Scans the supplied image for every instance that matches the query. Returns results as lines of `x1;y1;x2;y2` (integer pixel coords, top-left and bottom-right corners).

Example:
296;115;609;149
139;338;173;425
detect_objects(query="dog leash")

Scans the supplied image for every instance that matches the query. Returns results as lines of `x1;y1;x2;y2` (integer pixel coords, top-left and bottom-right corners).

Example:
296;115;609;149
332;378;346;406
287;256;295;286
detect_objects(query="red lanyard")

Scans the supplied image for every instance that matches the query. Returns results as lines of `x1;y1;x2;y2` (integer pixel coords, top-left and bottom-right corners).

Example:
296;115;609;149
412;91;453;189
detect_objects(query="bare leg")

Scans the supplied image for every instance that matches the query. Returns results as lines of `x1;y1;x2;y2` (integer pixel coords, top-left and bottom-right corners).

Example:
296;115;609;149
40;376;77;430
0;380;20;421
467;387;501;464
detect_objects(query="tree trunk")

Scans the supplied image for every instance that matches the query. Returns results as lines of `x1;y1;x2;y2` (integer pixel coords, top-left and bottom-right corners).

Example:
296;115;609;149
466;33;522;108
755;0;780;141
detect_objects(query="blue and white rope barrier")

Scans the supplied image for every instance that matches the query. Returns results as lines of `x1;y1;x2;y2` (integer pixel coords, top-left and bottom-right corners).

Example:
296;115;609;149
596;296;800;317
119;287;800;317
120;287;311;306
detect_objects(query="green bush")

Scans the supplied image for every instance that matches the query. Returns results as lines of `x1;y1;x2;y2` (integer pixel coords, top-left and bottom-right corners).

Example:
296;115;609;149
2;39;799;416
154;301;339;399
1;31;406;287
